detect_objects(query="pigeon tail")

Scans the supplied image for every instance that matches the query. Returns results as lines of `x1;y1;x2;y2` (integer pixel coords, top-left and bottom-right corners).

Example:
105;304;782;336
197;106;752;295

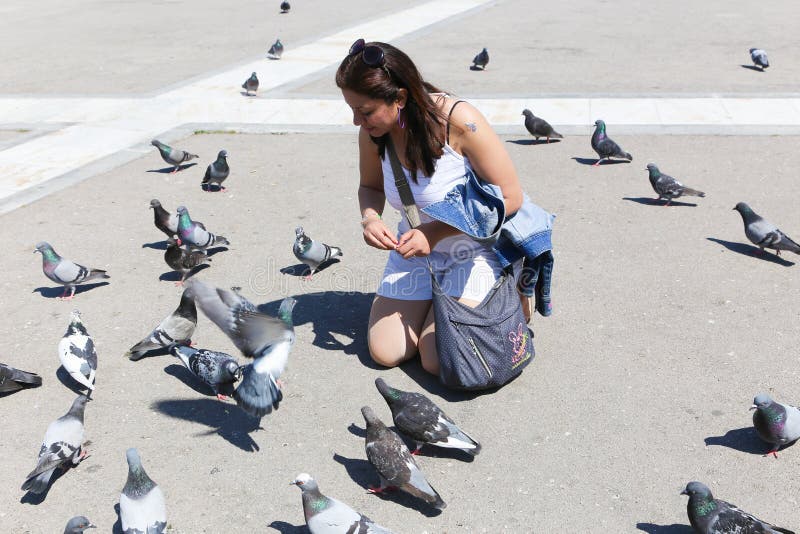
86;269;110;281
549;131;564;139
681;187;705;198
21;468;56;494
623;152;633;161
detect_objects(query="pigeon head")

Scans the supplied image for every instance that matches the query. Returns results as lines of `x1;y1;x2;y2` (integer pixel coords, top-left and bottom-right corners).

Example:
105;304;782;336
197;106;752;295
68;394;92;421
277;297;297;326
749;48;758;54
594;119;606;131
176;205;188;214
217;150;228;159
522;109;533;117
124;448;158;498
64;516;96;533
375;377;402;404
361;405;382;426
733;202;751;214
225;360;243;380
291;473;320;492
250;71;257;78
66;309;88;336
646;163;660;175
150;139;162;147
681;481;712;498
34;241;55;255
295;226;304;237
149;199;162;209
751;393;774;410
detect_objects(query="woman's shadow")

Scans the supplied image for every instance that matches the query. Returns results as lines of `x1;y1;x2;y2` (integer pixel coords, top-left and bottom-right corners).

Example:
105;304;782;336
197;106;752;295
258;291;376;368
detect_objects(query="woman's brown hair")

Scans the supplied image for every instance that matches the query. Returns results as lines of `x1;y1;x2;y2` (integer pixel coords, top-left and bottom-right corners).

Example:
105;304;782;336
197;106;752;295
335;42;448;181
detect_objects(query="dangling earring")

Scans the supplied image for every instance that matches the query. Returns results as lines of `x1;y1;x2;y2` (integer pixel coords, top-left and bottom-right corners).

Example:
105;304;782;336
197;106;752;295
397;106;406;129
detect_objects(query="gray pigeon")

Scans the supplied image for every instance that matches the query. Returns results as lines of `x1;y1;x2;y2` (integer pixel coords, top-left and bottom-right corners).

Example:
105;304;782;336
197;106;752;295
151;139;197;173
176;206;230;253
733;202;800;256
149;199;182;245
21;394;90;494
64;516;96;533
293;226;342;280
280;1;290;13
34;242;109;300
291;473;395;534
164;244;210;286
472;47;489;69
171;345;242;400
751;393;800;458
646;163;705;206
0;363;42;394
202;150;229;191
242;72;259;95
750;48;769;70
120;448;167;534
522;109;562;143
58;310;98;393
375;378;480;456
361;406;446;509
186;280;296;418
125;290;197;361
590;120;632;165
267;38;284;59
681;481;794;534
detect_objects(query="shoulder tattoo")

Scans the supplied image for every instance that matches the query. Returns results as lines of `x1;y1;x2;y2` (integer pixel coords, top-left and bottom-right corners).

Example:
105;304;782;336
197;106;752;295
464;121;477;132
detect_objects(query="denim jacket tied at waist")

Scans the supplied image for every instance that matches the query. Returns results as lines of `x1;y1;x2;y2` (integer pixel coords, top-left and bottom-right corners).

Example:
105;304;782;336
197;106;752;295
420;170;555;316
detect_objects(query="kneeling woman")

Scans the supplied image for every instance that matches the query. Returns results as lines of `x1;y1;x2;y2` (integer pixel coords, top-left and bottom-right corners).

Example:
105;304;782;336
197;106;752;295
336;40;527;375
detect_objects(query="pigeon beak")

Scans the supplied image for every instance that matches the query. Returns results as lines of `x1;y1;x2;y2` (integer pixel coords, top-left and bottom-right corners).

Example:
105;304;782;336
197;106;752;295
749;404;757;411
680;489;688;495
87;524;97;529
33;249;40;254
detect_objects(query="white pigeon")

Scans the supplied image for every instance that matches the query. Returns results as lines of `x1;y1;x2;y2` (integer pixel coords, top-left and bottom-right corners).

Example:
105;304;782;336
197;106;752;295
291;473;395;534
120;448;167;534
58;310;97;392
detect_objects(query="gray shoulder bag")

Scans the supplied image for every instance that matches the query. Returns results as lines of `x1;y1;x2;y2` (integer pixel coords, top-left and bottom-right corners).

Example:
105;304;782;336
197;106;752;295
385;137;534;390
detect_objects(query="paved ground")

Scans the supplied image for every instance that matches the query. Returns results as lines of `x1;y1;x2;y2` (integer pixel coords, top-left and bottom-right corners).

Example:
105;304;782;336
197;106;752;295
1;132;799;533
295;0;800;96
2;0;800;532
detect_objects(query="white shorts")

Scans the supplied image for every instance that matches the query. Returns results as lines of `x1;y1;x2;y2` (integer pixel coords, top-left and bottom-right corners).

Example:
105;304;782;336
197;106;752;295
376;244;504;302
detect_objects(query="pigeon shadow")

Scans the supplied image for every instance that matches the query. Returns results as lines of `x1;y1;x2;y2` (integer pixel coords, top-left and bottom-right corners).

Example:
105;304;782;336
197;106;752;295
572;157;629;166
152;398;262;452
146;163;197;173
704;426;797;455
468;65;485;71
280;260;341;277
20;468;69;504
112;503;123;534
32;281;109;299
259;291;377;368
201;183;227;192
141;240;171;250
127;346;172;362
268;522;308;534
205;246;229;257
740;65;765;72
56;366;91;396
240;91;259;97
636;523;693;534
331;453;443;517
706;238;795;266
506;139;560;146
348;423;367;438
622;197;698;208
159;264;211;284
163;363;215;397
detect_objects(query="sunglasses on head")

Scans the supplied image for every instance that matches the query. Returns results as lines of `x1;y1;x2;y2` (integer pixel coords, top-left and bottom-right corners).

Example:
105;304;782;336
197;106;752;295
348;38;386;68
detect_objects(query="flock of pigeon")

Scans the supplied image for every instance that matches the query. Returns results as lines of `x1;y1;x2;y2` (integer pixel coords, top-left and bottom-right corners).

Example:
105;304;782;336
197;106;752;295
0;7;793;531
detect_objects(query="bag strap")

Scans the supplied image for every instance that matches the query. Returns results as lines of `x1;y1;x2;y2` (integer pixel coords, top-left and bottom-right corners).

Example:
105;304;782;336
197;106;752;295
385;136;422;229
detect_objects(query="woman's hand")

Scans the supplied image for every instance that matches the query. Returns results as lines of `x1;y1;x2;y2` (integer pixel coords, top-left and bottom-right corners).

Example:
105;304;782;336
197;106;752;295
362;217;398;250
395;228;432;258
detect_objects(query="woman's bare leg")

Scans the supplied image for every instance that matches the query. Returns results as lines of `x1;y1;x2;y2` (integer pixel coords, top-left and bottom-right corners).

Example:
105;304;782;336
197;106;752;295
367;296;432;367
418;297;481;376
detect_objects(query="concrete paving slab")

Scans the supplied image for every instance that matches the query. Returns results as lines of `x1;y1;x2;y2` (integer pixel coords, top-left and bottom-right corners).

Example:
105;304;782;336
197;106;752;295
0;132;798;533
295;0;800;96
0;0;433;95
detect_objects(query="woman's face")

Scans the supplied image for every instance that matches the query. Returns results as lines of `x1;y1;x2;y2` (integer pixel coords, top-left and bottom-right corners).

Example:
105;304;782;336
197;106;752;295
341;89;400;137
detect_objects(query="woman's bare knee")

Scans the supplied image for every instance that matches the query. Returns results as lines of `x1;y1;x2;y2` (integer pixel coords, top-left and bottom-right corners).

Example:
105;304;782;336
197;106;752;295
418;307;440;375
367;296;431;368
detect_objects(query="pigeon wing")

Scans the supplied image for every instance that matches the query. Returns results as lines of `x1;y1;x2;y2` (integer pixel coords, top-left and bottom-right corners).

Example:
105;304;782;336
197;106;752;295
714;500;794;534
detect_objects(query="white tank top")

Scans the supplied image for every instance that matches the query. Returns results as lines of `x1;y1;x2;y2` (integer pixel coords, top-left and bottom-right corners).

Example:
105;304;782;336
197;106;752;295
382;142;484;254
